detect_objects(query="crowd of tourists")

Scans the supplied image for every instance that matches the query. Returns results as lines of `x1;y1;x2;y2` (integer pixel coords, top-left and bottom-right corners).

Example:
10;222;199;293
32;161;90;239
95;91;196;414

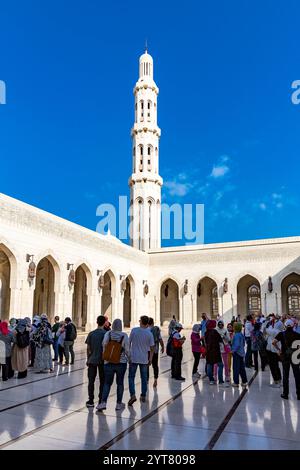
1;310;299;409
189;312;300;400
0;315;78;380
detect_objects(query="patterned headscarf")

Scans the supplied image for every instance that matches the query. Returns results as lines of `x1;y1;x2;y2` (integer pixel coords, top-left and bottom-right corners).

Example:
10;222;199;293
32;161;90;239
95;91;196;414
192;323;201;333
16;319;27;334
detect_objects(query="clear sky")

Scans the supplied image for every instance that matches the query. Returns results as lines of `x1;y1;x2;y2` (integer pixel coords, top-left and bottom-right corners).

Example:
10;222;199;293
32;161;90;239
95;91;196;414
0;0;299;246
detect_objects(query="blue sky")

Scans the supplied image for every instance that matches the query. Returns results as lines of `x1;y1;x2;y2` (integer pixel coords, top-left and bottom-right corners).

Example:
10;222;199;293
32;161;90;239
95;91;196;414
0;0;299;246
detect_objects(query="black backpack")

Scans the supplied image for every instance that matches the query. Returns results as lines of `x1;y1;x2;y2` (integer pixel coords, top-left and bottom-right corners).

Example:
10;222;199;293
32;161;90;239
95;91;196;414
16;331;30;349
166;332;175;357
68;323;77;341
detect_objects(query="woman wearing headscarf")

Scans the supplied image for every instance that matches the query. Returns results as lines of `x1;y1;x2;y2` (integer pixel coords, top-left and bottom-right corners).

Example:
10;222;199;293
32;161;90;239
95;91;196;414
0;321;15;380
231;322;248;387
204;320;224;385
97;318;129;411
265;316;284;387
8;318;17;332
11;319;30;378
191;323;202;378
32;314;54;373
214;319;231;384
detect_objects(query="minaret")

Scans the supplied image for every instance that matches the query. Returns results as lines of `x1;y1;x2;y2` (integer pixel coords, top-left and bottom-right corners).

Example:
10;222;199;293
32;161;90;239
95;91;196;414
129;49;163;251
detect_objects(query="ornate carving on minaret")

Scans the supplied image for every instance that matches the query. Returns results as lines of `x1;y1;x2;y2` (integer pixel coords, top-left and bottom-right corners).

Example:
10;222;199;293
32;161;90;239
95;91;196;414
129;49;163;251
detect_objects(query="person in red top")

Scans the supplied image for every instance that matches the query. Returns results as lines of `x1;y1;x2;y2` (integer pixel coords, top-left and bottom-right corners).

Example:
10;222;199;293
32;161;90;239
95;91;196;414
171;323;186;381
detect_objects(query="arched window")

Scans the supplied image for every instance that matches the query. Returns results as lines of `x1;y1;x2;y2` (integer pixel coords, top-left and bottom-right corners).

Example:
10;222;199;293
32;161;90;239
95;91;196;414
212;286;219;317
248;284;261;314
140;145;143;156
147;146;151;156
287;284;300;315
148;200;152;249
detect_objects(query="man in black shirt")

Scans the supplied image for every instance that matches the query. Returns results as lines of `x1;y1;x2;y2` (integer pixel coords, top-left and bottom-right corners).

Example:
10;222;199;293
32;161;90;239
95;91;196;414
64;317;77;365
273;319;300;400
85;315;106;408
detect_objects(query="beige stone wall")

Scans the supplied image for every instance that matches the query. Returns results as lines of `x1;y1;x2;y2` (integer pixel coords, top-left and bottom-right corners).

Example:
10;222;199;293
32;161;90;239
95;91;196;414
1;192;300;329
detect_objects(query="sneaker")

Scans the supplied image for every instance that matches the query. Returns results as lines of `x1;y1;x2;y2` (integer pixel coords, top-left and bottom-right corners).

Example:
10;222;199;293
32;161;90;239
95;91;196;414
232;383;239;387
241;382;248;388
96;402;107;411
86;400;94;408
128;395;137;406
140;395;146;402
220;382;230;388
201;373;207;379
175;377;185;381
270;382;281;388
209;381;215;385
281;394;289;400
115;402;126;410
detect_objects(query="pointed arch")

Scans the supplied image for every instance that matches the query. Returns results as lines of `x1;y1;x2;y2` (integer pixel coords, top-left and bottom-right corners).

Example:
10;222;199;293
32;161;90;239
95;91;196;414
196;276;219;320
281;272;300;317
237;274;261;318
159;277;180;326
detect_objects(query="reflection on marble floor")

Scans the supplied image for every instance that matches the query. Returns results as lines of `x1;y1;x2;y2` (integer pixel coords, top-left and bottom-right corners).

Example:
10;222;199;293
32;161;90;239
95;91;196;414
0;333;299;450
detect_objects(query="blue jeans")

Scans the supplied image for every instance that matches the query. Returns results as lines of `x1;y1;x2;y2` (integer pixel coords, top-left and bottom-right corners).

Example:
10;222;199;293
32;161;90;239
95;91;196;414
207;362;224;383
102;363;127;403
233;352;248;385
129;363;148;397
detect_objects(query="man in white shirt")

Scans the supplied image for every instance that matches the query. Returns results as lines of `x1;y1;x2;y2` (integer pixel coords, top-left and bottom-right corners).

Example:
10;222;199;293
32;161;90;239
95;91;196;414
128;315;155;405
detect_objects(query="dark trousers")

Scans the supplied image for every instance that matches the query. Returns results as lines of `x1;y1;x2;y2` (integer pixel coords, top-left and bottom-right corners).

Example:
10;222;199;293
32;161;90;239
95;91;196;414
282;359;300;397
192;352;201;374
146;352;159;381
58;345;64;363
102;363;127;403
30;340;36;366
233;352;248;385
64;341;75;364
171;348;183;379
266;350;282;382
245;337;253;367
152;352;159;379
87;363;104;403
1;357;13;380
253;350;267;371
52;339;59;361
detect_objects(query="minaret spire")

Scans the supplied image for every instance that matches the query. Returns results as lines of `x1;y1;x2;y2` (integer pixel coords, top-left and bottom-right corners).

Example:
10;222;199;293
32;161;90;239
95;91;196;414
129;51;163;251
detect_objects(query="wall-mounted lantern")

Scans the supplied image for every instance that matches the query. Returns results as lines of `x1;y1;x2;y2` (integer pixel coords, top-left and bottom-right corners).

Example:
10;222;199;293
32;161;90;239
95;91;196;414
183;279;188;295
97;270;105;291
223;278;228;294
268;276;273;293
120;275;127;293
143;280;149;296
67;263;75;287
26;254;36;284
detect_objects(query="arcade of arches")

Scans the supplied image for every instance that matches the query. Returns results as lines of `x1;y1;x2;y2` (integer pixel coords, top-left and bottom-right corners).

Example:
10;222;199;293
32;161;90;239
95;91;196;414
1;244;300;325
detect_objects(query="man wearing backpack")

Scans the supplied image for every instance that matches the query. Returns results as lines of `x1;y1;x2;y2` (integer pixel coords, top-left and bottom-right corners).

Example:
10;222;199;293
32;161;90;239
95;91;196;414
85;315;106;408
64;317;77;365
273;319;300;400
148;317;164;388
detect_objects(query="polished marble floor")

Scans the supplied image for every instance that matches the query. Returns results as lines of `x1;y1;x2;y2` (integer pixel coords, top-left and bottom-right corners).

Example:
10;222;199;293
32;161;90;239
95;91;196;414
0;332;299;450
